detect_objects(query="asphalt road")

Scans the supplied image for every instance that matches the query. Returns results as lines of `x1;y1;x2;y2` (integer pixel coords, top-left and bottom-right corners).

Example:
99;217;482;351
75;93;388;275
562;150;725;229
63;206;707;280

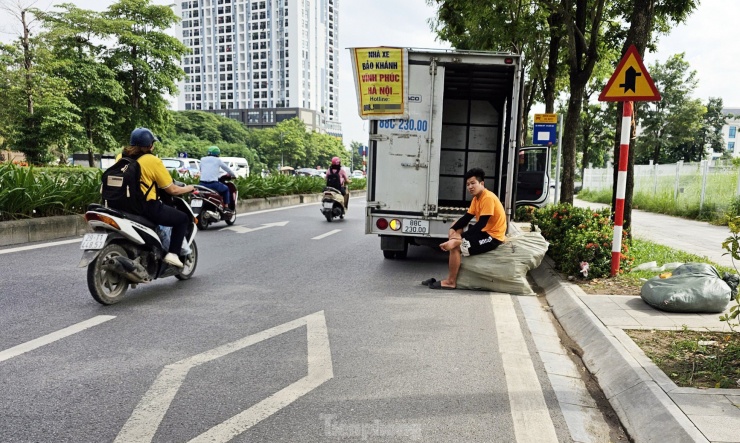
1;199;593;442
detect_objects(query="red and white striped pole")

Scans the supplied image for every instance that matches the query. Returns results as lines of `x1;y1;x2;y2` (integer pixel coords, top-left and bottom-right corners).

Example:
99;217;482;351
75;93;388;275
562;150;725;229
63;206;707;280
611;101;633;276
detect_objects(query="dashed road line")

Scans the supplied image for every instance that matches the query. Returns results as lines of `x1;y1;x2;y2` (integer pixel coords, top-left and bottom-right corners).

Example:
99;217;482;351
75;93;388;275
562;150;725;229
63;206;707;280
0;315;116;363
312;229;341;240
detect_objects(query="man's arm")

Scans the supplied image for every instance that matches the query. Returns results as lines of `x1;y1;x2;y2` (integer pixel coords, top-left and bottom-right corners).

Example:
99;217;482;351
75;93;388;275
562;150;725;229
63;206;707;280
220;160;236;177
162;183;194;196
449;213;474;237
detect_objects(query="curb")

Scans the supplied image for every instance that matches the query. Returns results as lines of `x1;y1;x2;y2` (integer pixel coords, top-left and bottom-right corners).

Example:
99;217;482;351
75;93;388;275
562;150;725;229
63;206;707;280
0;190;366;247
529;257;708;443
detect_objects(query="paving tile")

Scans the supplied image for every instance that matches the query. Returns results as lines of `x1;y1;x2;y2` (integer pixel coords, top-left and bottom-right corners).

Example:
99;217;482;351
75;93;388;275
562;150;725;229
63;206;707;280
689;414;740;441
530;333;567;355
541;352;580;377
671;393;740;417
600;316;642;327
548;373;598;408
558;401;611;443
525;318;560;337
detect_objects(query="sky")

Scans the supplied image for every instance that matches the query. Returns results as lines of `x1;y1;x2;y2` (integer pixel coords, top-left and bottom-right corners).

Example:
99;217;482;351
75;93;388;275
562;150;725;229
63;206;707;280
1;0;737;150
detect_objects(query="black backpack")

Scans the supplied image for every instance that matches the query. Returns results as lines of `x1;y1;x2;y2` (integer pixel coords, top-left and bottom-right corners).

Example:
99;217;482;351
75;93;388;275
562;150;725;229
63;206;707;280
101;155;155;215
326;169;342;191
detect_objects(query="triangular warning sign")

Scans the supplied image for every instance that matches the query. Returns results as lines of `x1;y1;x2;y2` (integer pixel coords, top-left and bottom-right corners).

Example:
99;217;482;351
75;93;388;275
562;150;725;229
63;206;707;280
599;45;661;102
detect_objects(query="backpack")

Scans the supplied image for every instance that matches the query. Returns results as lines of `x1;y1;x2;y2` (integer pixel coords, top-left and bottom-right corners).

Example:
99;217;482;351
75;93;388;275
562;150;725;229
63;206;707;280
326;169;342;191
101;155;155;215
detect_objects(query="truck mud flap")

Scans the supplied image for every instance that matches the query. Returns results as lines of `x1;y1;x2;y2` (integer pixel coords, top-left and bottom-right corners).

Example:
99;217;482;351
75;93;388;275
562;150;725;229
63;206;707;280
381;235;406;251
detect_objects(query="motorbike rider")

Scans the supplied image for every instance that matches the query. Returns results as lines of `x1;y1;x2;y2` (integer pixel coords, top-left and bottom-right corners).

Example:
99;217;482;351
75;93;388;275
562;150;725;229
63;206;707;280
326;156;350;208
125;128;194;268
199;146;237;210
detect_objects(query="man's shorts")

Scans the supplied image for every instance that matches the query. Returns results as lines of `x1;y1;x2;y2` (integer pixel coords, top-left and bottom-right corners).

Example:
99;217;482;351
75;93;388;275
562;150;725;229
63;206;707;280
460;230;503;257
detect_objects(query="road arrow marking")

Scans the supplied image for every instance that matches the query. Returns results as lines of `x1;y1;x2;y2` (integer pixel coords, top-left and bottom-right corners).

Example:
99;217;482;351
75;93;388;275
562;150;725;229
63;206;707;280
222;221;289;234
312;229;341;240
114;311;333;443
0;316;116;363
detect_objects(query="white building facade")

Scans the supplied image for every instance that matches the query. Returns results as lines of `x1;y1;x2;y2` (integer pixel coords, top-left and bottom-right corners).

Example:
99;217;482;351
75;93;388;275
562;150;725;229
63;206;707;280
723;108;740;157
174;0;341;137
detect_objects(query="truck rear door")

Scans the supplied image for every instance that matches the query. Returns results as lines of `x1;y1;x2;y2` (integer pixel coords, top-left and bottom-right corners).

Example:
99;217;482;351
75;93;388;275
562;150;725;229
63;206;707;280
368;58;445;215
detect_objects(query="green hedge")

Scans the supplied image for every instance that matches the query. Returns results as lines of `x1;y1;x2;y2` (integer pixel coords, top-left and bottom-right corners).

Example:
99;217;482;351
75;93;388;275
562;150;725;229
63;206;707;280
0;163;367;221
525;203;634;279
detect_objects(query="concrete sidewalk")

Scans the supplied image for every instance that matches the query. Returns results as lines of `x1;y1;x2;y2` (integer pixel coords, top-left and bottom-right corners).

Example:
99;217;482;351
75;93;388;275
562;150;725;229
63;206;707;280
531;253;740;442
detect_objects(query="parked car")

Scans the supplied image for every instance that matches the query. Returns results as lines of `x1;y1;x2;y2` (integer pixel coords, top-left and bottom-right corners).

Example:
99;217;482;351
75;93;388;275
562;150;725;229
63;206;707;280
351;170;365;180
296;167;319;177
161;158;201;178
220;156;250;178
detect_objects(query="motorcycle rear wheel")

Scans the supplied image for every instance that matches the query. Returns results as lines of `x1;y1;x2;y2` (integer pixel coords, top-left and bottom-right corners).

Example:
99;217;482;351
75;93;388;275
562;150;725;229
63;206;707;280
87;244;129;305
197;216;210;230
323;210;333;222
176;241;198;280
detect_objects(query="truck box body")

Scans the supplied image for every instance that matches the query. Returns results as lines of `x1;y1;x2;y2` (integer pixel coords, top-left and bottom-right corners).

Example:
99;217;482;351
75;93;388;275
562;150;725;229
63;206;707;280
362;49;547;258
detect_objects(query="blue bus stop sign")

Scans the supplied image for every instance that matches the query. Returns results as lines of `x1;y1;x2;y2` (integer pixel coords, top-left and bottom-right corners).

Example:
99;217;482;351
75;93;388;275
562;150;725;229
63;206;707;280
533;123;557;145
178;152;188;158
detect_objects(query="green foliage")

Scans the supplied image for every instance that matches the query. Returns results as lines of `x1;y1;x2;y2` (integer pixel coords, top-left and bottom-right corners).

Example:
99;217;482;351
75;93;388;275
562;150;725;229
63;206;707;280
532;203;633;278
720;216;740;330
0;163;100;220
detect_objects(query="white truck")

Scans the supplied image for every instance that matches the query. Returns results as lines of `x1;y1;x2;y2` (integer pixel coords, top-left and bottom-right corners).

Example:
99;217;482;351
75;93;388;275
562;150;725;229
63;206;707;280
359;48;550;259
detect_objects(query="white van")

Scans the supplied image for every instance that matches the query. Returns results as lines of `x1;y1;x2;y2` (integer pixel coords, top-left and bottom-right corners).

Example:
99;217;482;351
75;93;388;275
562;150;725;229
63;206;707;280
220;157;250;178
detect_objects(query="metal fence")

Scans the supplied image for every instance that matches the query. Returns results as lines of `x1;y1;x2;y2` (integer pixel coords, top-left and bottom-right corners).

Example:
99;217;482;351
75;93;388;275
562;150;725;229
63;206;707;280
582;160;740;214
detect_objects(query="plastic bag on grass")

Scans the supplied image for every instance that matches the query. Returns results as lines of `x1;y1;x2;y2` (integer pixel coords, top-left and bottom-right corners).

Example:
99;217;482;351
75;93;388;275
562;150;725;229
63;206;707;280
640;263;731;313
455;232;549;296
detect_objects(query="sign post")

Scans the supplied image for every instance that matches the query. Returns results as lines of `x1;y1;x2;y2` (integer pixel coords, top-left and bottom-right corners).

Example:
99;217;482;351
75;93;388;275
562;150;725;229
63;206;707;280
599;44;661;276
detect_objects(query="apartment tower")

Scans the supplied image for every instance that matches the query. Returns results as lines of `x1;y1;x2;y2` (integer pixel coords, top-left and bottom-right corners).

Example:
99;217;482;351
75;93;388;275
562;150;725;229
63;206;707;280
175;0;340;137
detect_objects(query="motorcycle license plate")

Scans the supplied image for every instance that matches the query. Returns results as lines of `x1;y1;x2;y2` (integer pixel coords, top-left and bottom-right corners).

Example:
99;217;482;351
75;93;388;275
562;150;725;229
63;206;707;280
80;233;108;250
322;202;334;209
190;199;203;208
402;219;429;234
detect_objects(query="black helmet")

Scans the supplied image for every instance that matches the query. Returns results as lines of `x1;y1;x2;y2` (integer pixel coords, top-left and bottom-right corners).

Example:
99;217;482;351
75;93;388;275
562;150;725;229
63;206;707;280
130;128;159;147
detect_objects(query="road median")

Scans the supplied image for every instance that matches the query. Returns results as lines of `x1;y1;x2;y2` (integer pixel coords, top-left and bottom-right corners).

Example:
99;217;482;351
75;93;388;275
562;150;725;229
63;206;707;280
0;190;365;247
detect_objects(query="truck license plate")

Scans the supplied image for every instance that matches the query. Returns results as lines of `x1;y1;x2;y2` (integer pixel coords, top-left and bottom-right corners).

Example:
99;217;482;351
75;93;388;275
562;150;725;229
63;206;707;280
80;233;108;250
190;199;203;208
402;219;429;234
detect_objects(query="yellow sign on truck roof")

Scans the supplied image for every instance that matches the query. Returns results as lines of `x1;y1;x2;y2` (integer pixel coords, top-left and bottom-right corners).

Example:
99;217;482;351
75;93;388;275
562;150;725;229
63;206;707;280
350;47;409;119
599;45;661;102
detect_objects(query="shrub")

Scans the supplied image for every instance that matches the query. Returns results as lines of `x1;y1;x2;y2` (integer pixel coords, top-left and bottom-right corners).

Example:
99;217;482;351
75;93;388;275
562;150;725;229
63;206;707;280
531;203;633;278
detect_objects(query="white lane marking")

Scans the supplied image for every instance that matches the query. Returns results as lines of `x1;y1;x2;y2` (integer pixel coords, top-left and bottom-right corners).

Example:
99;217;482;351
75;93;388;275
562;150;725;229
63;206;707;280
0;238;82;255
114;311;333;443
222;220;289;234
312;229;341;240
236;196;364;218
0;316;116;363
491;295;559;443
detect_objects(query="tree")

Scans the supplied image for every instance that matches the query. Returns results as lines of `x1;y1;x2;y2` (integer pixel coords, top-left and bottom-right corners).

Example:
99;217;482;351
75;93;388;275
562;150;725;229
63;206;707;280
0;3;79;164
349;141;365;172
35;4;125;166
103;0;189;145
698;97;727;156
635;54;704;164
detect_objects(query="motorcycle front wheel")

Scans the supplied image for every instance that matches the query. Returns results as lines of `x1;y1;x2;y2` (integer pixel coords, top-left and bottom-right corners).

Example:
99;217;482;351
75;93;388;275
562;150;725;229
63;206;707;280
87;243;129;305
176;240;198;280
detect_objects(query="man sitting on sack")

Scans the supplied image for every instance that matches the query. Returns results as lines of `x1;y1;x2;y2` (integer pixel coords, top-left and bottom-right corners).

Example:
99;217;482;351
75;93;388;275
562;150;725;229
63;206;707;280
423;167;506;290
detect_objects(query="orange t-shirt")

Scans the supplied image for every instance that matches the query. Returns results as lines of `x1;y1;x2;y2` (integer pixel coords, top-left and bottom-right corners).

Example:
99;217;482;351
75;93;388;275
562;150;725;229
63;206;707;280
468;188;506;241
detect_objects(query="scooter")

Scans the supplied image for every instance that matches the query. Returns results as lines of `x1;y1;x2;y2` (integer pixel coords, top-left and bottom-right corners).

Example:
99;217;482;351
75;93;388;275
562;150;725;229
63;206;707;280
190;175;237;230
321;186;347;222
79;195;198;305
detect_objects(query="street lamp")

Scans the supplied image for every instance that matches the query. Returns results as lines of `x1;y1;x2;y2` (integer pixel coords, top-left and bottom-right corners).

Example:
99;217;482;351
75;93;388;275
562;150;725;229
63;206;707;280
279;132;284;169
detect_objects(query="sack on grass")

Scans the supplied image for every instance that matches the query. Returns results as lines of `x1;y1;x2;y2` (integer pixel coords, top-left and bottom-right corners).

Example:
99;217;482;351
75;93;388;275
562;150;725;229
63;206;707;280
640;262;731;313
455;232;549;296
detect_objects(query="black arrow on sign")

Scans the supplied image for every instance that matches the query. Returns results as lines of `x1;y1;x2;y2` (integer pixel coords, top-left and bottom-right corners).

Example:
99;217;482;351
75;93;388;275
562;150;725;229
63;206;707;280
620;67;641;93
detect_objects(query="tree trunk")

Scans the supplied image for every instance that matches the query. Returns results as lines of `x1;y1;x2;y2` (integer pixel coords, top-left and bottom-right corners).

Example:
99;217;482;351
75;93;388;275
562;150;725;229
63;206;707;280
544;10;563;113
21;9;33;115
560;84;585;204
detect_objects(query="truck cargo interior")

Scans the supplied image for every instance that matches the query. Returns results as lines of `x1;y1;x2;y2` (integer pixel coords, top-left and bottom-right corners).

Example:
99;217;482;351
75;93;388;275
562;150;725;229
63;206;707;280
438;64;516;212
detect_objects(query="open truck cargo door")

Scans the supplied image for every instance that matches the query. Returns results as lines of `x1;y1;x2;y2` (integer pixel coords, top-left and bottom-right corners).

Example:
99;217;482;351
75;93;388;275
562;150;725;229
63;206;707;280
515;146;551;208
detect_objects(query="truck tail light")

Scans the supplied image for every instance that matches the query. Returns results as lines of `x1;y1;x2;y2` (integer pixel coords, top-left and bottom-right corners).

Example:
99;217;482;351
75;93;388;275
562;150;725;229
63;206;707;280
504;57;513;64
376;218;388;230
